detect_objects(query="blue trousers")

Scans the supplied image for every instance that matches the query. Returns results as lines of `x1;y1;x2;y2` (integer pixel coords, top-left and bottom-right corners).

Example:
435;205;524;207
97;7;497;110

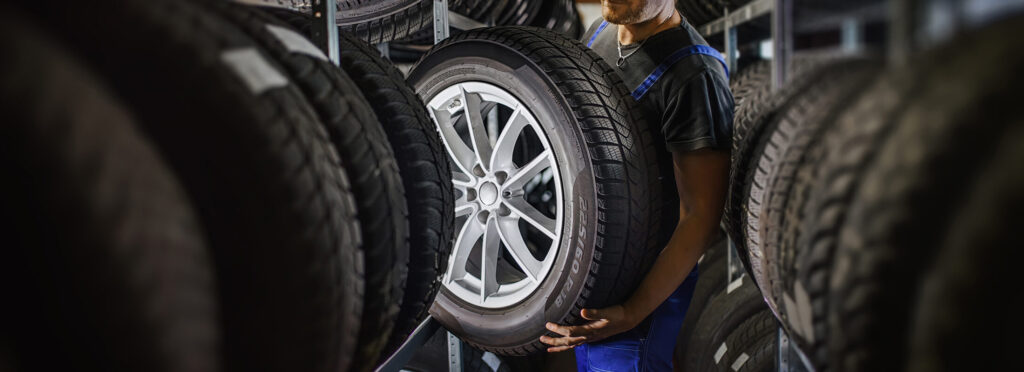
575;267;698;372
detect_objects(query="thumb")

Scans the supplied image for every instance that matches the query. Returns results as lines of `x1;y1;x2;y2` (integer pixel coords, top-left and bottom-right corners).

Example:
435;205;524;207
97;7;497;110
581;308;603;320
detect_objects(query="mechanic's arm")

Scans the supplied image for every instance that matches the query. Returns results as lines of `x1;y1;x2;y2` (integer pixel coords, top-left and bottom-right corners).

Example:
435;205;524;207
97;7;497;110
540;148;729;352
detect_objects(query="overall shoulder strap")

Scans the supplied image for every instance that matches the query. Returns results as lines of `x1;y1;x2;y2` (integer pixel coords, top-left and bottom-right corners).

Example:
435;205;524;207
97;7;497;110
631;44;730;101
587;20;610;48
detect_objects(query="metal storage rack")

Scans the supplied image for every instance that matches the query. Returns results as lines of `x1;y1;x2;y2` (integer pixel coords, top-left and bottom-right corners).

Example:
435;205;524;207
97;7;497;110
227;0;981;371
229;0;822;370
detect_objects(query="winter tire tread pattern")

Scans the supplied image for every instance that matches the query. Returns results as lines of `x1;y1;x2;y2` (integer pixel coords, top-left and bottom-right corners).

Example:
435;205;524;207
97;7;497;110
827;17;1024;371
418;25;662;356
746;60;880;355
0;12;218;372
21;1;366;371
333;30;455;358
214;5;411;371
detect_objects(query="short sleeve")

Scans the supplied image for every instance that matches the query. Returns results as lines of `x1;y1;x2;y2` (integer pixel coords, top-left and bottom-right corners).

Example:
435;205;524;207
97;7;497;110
660;68;735;153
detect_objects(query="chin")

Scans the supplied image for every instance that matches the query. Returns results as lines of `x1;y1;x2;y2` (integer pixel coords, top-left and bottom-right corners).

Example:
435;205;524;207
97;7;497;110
601;1;631;24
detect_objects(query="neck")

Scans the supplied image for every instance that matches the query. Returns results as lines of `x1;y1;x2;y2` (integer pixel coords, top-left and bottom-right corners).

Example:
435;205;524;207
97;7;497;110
618;7;680;45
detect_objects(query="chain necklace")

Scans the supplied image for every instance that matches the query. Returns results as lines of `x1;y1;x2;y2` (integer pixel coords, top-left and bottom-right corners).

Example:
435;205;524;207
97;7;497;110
616;38;647;67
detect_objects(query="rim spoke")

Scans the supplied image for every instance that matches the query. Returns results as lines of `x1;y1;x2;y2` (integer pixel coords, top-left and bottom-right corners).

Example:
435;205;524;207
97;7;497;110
455;197;475;218
453;172;475;217
453;172;474;188
461;87;493;171
504;198;557;239
489;106;529;171
444;216;483;285
481;217;501;300
431;106;476;175
495;216;542;282
433;82;564;308
505;151;553;191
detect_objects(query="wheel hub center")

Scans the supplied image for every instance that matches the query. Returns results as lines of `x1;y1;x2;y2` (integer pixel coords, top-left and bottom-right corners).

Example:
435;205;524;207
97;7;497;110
479;182;499;206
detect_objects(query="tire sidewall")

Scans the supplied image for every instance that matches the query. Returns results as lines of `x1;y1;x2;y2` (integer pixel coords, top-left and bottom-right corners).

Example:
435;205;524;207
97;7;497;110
410;39;599;349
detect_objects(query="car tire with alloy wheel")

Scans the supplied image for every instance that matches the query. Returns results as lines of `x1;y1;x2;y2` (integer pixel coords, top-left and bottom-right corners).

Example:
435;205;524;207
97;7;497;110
409;26;664;356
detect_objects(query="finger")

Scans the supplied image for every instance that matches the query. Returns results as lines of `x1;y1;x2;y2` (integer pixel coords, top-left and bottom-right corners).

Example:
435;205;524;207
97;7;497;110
546;322;575;337
547;345;578;353
581;308;603;320
539;335;586;347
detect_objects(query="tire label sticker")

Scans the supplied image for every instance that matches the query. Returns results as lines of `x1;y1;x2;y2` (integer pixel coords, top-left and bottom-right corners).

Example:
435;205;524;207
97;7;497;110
714;342;728;364
265;24;329;61
220;48;289;94
727;276;743;294
481;351;502;371
731;353;750;371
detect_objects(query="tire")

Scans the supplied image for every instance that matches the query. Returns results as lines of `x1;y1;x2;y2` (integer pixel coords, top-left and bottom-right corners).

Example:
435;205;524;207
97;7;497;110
409;26;663;355
717;310;778;372
674;233;729;365
259;8;456;359
724;54;845;303
680;275;767;372
782;68;915;370
721;60;771;281
334;31;456;358
213;6;410;371
827;16;1024;371
0;11;217;372
906;119;1024;372
336;0;434;44
745;60;880;351
20;1;365;371
530;0;583;38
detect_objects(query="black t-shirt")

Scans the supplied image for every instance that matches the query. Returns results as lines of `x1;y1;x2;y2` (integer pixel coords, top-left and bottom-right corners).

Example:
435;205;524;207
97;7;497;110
582;18;734;153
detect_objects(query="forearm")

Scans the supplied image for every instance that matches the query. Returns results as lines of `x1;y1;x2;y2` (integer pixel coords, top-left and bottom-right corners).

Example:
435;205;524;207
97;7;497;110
621;212;719;321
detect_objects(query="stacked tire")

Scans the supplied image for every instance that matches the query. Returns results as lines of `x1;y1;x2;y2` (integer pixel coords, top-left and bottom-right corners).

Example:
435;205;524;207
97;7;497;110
676;0;755;26
388;0;585;63
4;1;454;371
724;13;1024;372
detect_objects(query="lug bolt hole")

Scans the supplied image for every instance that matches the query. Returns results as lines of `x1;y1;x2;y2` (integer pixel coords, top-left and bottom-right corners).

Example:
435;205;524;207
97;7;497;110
498;204;511;217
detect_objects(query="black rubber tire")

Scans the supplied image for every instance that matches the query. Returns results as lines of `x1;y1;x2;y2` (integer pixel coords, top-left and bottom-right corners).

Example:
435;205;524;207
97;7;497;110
827;17;1024;372
720;60;770;279
717;310;778;372
724;54;845;298
19;1;365;371
334;31;456;358
258;8;456;360
530;0;582;38
730;61;771;106
680;274;767;372
745;61;880;351
338;0;434;44
461;346;514;372
213;6;410;371
906;120;1024;372
673;233;729;366
410;26;663;356
0;11;217;372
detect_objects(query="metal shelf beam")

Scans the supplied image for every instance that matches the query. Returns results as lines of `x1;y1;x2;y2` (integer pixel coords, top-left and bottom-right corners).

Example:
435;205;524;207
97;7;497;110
699;0;774;36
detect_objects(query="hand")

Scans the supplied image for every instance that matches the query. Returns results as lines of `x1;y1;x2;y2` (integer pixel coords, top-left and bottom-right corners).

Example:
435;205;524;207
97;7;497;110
538;305;640;352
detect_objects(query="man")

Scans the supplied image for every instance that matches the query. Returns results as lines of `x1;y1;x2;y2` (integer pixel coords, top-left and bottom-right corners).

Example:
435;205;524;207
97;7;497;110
539;0;734;371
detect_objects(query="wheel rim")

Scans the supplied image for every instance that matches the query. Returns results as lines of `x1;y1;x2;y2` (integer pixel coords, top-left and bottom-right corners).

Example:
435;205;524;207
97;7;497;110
427;81;564;309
